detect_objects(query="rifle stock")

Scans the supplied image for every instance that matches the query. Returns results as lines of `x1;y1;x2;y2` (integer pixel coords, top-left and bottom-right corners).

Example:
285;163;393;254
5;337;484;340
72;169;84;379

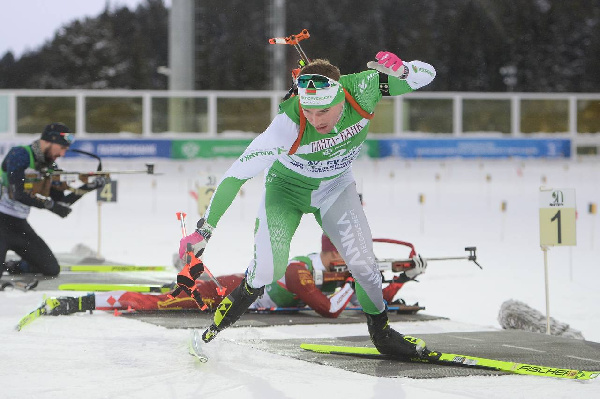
22;163;157;197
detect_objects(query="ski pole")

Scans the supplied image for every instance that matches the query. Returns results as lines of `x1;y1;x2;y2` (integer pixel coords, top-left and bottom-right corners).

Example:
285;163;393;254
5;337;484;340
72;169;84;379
176;211;187;236
177;212;227;296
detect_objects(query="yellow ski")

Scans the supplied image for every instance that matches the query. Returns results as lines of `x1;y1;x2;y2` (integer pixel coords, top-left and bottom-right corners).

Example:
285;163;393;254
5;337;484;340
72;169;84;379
300;343;600;380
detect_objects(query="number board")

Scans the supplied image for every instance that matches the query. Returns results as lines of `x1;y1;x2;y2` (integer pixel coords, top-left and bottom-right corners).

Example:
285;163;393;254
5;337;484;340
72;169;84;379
539;188;576;246
196;175;217;215
97;180;118;203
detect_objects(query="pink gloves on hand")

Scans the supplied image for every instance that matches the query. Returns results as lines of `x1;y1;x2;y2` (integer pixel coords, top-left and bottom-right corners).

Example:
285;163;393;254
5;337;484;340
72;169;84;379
178;218;214;259
179;231;207;259
375;51;403;71
367;51;409;79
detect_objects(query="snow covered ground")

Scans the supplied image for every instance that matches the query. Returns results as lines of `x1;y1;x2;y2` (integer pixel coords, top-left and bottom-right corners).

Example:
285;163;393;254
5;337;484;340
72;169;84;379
1;156;599;398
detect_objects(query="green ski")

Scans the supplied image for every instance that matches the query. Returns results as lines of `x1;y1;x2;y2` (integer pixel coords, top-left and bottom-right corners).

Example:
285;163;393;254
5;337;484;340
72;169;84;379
58;283;172;293
300;343;600;380
15;297;61;331
16;302;47;331
60;265;167;272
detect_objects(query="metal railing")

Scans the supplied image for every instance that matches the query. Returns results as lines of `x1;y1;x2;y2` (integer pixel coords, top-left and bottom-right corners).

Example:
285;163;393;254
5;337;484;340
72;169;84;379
1;89;599;154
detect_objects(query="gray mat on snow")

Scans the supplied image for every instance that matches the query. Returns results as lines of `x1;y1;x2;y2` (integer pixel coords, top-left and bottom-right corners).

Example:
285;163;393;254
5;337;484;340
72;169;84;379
241;330;600;379
121;307;446;328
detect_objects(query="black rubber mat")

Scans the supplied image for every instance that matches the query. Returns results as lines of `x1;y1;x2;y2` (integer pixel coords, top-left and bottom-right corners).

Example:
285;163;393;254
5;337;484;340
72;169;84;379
121;307;446;328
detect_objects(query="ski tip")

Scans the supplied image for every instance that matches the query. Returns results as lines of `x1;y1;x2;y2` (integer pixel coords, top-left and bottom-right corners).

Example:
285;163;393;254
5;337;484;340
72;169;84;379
189;330;209;362
575;371;600;380
188;347;209;363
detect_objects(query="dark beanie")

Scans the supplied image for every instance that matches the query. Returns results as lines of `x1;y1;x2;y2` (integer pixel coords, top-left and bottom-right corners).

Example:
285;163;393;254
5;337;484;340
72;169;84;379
321;233;338;253
41;123;73;147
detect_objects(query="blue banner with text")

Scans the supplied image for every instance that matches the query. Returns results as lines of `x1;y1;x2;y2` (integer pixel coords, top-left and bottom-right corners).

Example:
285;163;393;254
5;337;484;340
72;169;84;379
377;138;571;159
65;139;172;158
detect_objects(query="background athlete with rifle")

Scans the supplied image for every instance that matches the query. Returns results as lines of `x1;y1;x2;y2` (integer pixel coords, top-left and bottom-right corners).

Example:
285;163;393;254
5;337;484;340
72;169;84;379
0;123;158;281
0;123;107;277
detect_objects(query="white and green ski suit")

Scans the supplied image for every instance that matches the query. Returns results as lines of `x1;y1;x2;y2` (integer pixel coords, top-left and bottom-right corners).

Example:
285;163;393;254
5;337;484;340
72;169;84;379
203;61;435;314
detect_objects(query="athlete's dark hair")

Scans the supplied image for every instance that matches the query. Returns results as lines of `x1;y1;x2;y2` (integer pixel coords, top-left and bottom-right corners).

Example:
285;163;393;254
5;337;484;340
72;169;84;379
300;59;341;81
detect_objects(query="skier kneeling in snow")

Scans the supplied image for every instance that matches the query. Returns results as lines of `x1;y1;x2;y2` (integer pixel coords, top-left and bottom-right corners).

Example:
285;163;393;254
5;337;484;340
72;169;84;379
0;123;105;276
177;52;435;358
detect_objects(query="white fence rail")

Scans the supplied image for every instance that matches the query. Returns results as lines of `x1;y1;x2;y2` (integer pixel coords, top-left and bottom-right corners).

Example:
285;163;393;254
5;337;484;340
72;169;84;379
1;90;599;155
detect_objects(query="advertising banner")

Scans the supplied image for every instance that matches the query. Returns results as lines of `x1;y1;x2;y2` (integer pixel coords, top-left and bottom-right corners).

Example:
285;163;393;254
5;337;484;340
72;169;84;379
65;139;172;158
172;140;253;159
377;138;571;159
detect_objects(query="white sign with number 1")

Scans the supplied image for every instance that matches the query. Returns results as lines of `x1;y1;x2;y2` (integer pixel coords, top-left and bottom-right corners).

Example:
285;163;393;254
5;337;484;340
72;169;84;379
539;188;576;246
538;187;576;335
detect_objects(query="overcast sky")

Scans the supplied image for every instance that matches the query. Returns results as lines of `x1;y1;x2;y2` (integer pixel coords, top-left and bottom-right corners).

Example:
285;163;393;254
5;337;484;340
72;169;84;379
0;0;169;58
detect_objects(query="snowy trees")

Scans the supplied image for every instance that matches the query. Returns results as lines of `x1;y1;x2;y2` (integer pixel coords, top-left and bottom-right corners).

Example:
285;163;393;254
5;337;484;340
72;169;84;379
1;0;599;92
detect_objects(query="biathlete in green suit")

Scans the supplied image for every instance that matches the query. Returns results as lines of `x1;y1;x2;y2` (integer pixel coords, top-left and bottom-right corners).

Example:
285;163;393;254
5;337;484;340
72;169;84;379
177;51;436;357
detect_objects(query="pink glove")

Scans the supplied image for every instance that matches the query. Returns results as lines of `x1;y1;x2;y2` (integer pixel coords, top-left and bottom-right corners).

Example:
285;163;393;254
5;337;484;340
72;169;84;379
179;231;207;259
375;51;403;71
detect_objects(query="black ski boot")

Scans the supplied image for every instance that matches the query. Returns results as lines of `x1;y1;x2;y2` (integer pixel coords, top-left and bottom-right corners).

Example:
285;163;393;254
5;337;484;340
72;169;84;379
3;260;24;275
366;309;427;358
202;278;264;343
46;293;96;316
